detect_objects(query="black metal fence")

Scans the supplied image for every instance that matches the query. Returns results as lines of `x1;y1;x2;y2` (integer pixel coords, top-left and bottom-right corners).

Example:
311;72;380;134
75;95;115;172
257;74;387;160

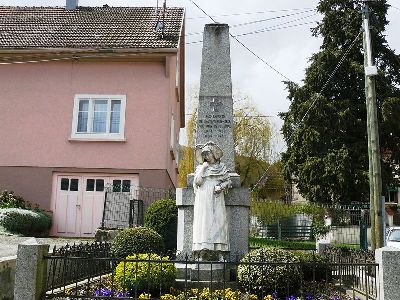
101;185;175;229
257;224;314;241
43;243;379;300
46;242;113;291
252;204;372;246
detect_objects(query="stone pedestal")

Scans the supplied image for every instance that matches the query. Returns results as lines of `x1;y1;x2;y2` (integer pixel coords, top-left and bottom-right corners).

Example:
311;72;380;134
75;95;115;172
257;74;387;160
13;238;49;300
176;173;250;280
375;246;400;300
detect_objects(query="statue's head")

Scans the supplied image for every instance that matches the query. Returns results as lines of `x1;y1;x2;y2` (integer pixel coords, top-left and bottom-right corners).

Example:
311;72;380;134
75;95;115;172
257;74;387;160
195;141;223;164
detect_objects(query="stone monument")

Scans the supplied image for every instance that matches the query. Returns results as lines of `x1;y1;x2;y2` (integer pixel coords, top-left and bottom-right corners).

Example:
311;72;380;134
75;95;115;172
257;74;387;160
176;23;250;281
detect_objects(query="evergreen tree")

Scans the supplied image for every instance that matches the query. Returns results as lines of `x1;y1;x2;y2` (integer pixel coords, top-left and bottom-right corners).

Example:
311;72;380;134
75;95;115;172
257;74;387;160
281;0;400;204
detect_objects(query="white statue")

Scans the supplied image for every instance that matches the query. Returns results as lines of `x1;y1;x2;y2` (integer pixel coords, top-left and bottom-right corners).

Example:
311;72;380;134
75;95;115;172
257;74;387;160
192;141;232;254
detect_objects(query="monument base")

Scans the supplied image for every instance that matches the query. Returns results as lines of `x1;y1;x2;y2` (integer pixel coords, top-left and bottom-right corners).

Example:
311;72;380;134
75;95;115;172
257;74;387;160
175;262;234;282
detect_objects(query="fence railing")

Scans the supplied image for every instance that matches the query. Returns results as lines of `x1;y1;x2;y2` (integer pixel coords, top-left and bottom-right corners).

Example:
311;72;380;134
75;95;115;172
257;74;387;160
43;243;379;300
256;224;313;241
251;204;372;246
101;185;175;229
46;242;113;290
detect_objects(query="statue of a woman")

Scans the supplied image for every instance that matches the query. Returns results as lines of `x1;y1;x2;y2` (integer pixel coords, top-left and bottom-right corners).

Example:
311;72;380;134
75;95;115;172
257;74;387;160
192;141;232;254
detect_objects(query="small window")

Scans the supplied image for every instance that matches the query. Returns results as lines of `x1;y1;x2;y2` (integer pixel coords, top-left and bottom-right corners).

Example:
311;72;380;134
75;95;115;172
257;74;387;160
61;178;69;191
70;179;79;191
113;180;121;192
86;179;95;191
96;179;105;192
122;180;131;192
71;94;126;141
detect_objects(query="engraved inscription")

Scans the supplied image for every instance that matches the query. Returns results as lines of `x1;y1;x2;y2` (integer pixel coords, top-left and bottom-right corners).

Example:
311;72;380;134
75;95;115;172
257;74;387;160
198;98;232;140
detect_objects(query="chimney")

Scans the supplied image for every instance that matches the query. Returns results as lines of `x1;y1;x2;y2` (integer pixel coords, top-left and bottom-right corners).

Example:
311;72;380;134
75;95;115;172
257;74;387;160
66;0;79;10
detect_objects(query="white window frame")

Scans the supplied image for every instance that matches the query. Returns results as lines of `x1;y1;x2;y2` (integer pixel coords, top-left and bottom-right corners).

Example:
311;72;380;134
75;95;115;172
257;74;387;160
70;94;126;141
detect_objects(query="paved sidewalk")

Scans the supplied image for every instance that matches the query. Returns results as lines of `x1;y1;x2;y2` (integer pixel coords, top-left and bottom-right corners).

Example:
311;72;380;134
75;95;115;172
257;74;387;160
0;235;93;257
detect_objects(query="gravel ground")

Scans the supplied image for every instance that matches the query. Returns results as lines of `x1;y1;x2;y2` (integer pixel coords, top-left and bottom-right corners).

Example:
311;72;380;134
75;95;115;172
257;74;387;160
0;234;94;257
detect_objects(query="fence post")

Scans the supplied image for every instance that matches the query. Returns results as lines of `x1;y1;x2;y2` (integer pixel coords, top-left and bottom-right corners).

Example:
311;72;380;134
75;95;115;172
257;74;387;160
101;189;108;228
13;238;49;300
277;221;282;240
129;200;134;227
375;246;400;300
360;220;368;250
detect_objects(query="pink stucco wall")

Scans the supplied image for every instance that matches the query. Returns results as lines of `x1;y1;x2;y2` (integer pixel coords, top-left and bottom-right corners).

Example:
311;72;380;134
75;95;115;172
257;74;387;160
0;57;180;185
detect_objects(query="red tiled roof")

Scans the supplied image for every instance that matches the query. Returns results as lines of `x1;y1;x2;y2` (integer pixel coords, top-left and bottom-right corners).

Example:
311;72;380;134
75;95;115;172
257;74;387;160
0;6;184;50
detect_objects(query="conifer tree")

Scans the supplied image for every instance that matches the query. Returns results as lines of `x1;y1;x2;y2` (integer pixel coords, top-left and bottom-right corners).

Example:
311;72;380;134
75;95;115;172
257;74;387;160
281;0;400;204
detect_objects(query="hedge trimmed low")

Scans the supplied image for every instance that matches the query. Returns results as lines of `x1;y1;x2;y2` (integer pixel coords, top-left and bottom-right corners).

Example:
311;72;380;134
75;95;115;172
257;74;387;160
237;247;302;296
0;208;51;236
111;227;164;258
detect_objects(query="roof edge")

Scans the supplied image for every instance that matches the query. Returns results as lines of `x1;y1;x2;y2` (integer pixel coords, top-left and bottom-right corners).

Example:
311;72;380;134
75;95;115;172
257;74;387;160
0;48;178;54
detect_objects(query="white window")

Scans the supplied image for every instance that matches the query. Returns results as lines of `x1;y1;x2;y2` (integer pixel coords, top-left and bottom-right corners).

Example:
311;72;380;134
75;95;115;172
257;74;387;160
71;94;126;141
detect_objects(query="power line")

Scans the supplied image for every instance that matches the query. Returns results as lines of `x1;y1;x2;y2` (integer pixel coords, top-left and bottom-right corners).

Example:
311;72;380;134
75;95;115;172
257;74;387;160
234;15;320;38
188;0;295;83
186;7;317;20
185;113;276;118
389;4;400;10
185;20;319;45
186;9;317;36
235;21;318;38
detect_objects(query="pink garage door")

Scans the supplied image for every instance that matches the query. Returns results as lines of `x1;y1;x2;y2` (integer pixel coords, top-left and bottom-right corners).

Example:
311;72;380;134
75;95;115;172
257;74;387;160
52;174;139;237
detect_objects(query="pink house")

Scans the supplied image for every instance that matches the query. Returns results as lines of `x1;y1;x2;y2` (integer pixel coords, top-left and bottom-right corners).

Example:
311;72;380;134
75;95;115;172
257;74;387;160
0;3;185;237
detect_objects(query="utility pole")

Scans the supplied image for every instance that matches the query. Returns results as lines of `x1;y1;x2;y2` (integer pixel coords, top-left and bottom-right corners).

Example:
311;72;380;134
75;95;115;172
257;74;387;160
362;1;384;250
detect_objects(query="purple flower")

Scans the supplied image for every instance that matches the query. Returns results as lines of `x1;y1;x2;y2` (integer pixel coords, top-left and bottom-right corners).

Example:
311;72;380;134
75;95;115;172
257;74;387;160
305;292;314;300
117;291;124;298
285;295;297;300
272;291;278;300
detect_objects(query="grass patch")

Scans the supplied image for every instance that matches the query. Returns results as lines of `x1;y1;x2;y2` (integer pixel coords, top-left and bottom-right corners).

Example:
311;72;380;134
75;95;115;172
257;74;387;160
330;243;360;250
250;237;316;250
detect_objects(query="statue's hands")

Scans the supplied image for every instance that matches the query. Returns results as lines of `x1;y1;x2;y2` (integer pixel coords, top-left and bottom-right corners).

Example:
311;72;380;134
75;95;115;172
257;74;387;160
214;185;222;194
201;161;209;170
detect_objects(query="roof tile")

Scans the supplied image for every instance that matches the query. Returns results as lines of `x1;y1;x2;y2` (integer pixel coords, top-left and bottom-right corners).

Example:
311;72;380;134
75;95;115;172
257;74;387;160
0;6;184;49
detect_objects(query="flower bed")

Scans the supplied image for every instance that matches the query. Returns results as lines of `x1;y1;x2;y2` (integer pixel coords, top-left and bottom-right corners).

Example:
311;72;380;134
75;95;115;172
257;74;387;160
65;284;360;300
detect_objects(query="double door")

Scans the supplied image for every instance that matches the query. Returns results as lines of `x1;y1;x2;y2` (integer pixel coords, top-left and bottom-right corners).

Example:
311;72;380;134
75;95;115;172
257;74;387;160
52;174;138;237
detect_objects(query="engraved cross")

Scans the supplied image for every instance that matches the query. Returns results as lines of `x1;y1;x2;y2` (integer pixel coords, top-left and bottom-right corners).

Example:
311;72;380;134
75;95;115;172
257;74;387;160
210;98;223;112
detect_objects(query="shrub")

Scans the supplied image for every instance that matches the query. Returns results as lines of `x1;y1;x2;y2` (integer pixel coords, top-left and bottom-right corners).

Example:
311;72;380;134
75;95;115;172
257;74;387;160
114;253;175;295
293;251;331;282
111;227;164;258
249;237;316;250
0;208;51;236
0;190;31;209
144;199;177;251
237;247;302;296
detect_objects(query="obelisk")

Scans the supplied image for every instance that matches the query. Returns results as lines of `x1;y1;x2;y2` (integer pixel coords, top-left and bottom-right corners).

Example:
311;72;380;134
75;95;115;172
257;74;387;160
196;23;235;172
176;24;250;282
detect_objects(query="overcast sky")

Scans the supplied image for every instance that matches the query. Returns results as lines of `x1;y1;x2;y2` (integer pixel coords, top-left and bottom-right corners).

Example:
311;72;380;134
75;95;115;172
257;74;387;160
2;0;400;148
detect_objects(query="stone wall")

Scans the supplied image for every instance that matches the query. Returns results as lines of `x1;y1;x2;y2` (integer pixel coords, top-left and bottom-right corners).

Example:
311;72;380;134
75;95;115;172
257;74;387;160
0;256;16;300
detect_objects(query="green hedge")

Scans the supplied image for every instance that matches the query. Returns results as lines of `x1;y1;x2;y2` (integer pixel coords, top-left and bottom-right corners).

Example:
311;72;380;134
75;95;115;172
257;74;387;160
0;208;51;236
111;227;164;258
237;247;302;296
293;251;331;282
115;253;175;296
144;199;177;251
